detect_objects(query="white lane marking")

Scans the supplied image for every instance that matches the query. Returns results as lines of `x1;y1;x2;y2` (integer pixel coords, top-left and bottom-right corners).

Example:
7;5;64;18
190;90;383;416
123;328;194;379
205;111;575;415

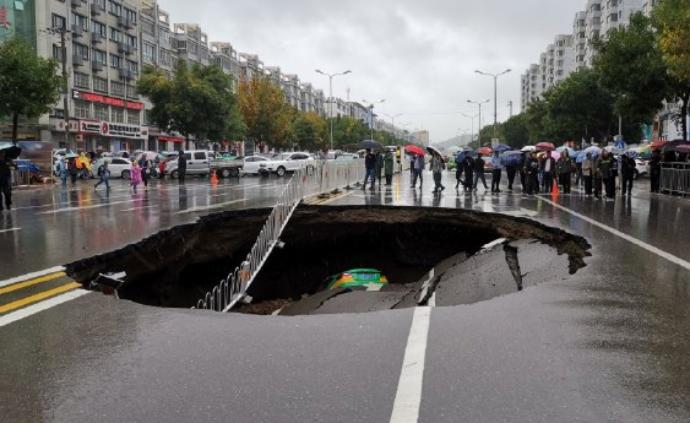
0;289;91;328
120;205;157;212
38;200;134;215
0;266;66;289
390;306;432;423
0;227;21;234
175;198;246;215
539;197;690;271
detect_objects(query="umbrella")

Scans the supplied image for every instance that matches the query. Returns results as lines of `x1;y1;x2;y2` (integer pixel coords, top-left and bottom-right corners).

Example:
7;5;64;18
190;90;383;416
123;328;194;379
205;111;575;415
538;150;561;161
0;145;22;160
675;143;690;154
650;139;667;151
494;144;511;153
624;150;639;159
426;145;443;157
405;145;426;156
455;150;477;162
500;150;523;167
521;145;536;152
584;146;602;157
556;146;576;156
477;147;493;156
604;145;624;155
360;140;383;151
536;142;555;151
64;152;79;159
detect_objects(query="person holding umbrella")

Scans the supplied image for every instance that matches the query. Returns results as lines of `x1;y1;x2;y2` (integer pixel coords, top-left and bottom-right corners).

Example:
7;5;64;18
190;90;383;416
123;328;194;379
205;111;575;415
540;151;556;193
490;150;504;193
473;154;488;192
384;149;394;186
429;150;446;194
556;150;573;194
0;150;13;211
650;149;662;193
363;148;377;190
621;153;636;196
375;151;384;189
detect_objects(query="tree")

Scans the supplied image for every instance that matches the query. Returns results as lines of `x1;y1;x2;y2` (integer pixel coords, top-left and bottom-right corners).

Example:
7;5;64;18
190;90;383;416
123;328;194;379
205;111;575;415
0;38;62;144
138;60;245;148
237;77;292;151
593;12;669;140
331;116;370;149
502;114;530;148
290;112;327;151
654;0;690;140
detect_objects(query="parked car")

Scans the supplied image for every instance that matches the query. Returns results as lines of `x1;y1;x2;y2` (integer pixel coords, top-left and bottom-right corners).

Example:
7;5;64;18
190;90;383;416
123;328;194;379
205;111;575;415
260;152;316;177
93;157;133;179
241;155;272;175
210;155;244;178
335;153;359;162
165;150;212;178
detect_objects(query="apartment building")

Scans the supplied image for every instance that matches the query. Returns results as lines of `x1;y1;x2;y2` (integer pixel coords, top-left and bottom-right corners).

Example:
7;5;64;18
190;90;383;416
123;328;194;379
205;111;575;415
210;42;240;89
281;74;301;110
173;23;209;67
573;11;588;70
36;0;147;152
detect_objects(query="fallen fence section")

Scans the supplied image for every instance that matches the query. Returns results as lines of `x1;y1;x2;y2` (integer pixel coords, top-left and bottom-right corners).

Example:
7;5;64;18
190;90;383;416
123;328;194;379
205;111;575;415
194;159;362;312
661;162;690;196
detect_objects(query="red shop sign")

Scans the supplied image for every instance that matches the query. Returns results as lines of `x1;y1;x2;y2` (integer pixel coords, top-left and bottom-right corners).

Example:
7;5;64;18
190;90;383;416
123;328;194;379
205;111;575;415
73;89;144;111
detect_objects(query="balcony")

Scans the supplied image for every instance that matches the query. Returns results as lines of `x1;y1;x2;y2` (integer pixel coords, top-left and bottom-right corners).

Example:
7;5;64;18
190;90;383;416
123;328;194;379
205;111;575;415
91;3;105;16
71;24;83;38
91;32;104;44
71;0;82;7
117;42;133;55
119;68;134;81
118;16;133;30
72;55;84;67
92;61;104;72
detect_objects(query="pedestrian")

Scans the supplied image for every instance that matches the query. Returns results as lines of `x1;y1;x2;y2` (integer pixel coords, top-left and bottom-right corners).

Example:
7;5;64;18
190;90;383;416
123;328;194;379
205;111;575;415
541;151;556;193
384;149;394;186
68;157;78;185
177;151;187;184
94;160;111;190
490;151;503;193
363;148;376;190
621;154;636;196
650;150;661;193
56;157;68;186
375;151;384;188
463;155;474;193
139;158;149;189
130;161;142;193
0;151;12;211
582;152;594;196
598;151;615;199
519;153;528;191
506;156;520;191
575;161;583;187
454;153;465;190
473;155;488;191
412;154;425;189
524;152;540;195
431;154;445;193
556;150;573;194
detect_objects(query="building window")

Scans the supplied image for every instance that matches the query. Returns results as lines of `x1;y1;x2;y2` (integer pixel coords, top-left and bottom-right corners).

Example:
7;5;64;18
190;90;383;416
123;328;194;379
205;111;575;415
159;49;172;67
71;13;89;32
74;72;90;89
143;42;156;63
127;110;140;125
52;14;66;30
126;60;138;75
74;100;91;119
109;53;122;69
111;107;124;123
111;81;124;97
94;0;106;9
93;49;107;65
108;0;122;17
52;44;64;61
73;43;89;60
92;21;106;37
126;85;137;99
93;77;108;93
124;8;137;25
126;34;137;48
95;104;109;121
144;110;152;126
142;19;154;36
110;28;123;43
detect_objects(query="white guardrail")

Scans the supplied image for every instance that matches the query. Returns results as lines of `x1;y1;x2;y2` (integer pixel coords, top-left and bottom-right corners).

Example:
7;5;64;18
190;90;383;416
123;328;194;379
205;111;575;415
194;159;363;312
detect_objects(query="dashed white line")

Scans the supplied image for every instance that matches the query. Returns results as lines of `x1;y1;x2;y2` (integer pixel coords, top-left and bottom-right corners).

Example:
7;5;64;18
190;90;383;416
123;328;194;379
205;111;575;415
539;197;690;271
0;227;21;234
175;198;246;215
390;306;432;423
0;289;91;328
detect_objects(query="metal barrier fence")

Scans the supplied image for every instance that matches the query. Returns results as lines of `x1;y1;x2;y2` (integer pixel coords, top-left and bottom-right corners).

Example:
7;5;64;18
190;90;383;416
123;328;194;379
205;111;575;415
194;159;363;312
10;170;32;187
661;162;690;196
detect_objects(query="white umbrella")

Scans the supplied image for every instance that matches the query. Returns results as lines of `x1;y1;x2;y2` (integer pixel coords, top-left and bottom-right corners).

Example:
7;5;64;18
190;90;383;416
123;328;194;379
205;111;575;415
521;146;536;152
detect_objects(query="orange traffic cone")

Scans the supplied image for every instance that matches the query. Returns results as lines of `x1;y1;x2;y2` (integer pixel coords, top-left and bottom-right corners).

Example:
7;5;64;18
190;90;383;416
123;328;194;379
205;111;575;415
551;179;560;197
210;169;219;186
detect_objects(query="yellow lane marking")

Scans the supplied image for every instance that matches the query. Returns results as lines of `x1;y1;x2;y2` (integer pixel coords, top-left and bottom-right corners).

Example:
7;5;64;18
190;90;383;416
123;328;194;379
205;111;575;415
0;282;81;315
0;272;67;296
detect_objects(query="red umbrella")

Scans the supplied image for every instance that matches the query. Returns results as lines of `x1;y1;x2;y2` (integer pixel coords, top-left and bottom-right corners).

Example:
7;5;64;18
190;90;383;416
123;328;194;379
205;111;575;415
536;142;555;151
650;139;667;151
477;147;493;156
405;145;426;156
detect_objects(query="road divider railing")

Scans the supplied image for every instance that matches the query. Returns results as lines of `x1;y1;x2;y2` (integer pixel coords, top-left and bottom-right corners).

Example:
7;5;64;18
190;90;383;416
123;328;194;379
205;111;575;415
194;159;363;312
661;162;690;196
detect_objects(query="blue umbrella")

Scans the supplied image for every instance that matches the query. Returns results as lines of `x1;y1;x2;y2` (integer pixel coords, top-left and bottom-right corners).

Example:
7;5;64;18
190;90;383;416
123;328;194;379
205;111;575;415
494;144;511;153
500;150;523;167
556;146;576;157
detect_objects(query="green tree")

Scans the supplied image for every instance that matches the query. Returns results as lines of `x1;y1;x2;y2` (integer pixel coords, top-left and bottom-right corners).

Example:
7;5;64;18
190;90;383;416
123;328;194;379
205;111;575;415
0;38;62;144
593;12;669;140
237;77;293;150
290;112;328;151
502;114;530;148
138;61;244;148
331;116;370;149
654;0;690;140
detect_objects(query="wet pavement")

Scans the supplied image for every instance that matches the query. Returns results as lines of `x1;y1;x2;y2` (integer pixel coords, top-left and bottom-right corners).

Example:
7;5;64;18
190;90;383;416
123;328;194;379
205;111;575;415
2;170;690;422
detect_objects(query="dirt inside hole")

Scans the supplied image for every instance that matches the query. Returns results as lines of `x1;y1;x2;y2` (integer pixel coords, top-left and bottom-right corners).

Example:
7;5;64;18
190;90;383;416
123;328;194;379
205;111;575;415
66;205;591;314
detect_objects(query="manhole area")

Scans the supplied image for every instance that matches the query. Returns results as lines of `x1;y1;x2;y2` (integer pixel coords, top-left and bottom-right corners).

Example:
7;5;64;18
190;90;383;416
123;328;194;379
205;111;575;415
66;205;591;315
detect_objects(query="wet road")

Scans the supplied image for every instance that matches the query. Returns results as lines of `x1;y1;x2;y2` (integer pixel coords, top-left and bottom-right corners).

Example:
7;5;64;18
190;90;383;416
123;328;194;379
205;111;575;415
2;171;690;422
0;176;289;280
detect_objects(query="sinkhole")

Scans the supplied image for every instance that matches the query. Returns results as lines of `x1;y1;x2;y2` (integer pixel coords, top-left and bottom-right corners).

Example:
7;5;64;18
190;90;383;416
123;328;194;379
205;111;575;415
66;205;591;316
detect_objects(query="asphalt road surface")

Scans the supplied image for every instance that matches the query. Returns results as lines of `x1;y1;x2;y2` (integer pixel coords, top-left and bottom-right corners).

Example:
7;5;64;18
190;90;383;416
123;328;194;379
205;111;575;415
2;171;690;422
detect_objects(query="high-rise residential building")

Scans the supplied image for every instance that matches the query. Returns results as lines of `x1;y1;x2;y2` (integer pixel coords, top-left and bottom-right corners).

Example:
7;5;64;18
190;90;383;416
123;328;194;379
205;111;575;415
210;41;240;90
172;23;209;67
573;11;588;70
36;0;147;152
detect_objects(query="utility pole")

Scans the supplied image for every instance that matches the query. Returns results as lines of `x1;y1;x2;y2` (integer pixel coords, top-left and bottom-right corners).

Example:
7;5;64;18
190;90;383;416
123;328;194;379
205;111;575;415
467;100;489;146
462;113;479;146
59;28;73;152
508;100;513;118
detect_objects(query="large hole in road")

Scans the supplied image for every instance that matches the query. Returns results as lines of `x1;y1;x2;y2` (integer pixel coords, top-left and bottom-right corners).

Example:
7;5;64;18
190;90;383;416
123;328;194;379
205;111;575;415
66;205;591;315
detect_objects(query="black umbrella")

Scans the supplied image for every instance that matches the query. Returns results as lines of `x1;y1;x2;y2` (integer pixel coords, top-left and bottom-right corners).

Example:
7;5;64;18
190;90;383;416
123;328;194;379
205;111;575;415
359;140;383;151
0;145;21;160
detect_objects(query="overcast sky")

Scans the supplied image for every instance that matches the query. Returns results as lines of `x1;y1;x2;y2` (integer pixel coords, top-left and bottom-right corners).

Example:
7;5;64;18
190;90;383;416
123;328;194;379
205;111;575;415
160;0;584;143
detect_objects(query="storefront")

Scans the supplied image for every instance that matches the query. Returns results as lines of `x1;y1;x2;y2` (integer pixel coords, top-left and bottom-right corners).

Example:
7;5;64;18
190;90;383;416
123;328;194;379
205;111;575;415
50;118;148;153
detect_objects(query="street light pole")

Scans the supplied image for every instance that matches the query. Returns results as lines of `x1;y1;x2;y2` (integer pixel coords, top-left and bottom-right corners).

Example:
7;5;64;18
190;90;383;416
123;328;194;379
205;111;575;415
475;69;512;139
467;100;489;146
315;69;352;151
461;112;479;146
362;99;386;141
45;26;74;151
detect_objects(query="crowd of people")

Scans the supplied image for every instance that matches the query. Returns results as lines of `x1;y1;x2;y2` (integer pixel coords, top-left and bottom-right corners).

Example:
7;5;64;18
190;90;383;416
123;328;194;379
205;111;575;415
362;149;396;190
